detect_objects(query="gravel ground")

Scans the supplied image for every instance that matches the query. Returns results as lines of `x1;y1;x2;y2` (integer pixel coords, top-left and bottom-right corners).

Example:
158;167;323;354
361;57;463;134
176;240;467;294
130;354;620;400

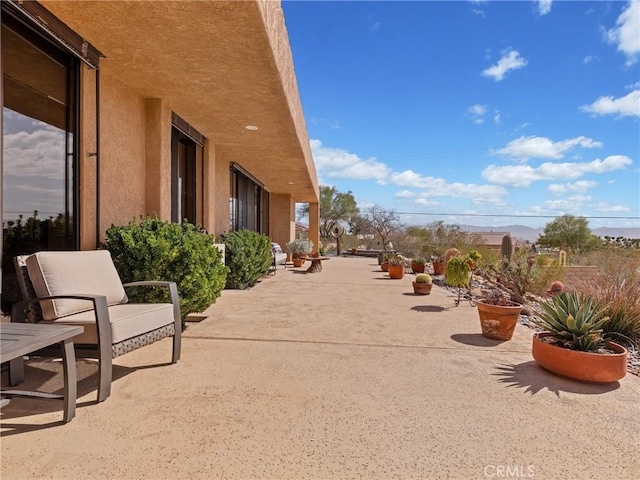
430;273;640;377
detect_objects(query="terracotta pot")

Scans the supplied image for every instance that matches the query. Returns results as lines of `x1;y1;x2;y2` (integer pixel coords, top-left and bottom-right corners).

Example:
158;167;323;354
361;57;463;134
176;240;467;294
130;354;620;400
292;258;305;267
388;265;405;279
412;282;432;295
381;262;389;272
532;332;627;383
432;261;445;275
411;263;425;274
476;300;522;341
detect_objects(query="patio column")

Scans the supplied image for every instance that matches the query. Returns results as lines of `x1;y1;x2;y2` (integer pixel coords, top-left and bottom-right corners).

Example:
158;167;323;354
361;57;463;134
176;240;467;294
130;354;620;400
308;201;320;254
144;98;172;220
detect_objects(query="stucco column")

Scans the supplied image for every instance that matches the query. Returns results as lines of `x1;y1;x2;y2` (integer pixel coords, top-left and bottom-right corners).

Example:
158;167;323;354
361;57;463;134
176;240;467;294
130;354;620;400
144;98;172;220
308;202;320;254
269;193;295;250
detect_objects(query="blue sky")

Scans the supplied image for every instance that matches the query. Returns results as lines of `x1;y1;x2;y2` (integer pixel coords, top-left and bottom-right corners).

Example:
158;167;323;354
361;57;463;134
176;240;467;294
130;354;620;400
283;0;640;230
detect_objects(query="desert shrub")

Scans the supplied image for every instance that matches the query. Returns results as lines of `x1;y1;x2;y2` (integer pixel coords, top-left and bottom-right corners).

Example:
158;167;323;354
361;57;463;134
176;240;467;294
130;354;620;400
223;229;272;289
578;271;640;341
103;216;228;321
484;248;563;303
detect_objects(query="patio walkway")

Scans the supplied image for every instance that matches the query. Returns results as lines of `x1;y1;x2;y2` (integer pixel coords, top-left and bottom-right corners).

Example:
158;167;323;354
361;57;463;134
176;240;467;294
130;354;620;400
1;256;639;479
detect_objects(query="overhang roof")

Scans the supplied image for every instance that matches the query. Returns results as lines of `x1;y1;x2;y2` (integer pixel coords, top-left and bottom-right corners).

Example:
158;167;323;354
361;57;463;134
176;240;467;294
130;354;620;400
41;0;319;203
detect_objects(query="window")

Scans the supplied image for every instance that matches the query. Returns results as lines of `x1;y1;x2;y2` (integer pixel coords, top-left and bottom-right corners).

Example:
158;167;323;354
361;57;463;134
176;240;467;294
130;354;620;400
229;164;269;234
2;12;79;312
171;122;204;226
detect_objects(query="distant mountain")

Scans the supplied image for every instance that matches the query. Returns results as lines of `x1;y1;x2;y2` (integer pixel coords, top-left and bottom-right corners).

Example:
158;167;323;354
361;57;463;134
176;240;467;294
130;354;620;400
459;224;640;243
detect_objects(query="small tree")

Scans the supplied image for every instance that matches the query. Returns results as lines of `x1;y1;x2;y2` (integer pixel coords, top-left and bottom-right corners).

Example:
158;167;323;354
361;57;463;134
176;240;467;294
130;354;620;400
537;214;600;253
365;204;403;249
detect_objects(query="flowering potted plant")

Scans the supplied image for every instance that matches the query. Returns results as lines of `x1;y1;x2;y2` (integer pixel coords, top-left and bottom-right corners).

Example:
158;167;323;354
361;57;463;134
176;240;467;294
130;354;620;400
532;292;627;383
286;239;313;267
476;289;522;341
412;273;433;295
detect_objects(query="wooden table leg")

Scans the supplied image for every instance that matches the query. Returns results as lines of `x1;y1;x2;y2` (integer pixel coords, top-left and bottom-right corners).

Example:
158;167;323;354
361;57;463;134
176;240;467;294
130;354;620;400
306;259;323;273
61;338;77;423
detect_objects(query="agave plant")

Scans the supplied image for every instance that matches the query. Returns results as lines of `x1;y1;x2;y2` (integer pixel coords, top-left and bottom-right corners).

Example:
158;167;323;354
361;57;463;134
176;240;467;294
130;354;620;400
534;292;610;352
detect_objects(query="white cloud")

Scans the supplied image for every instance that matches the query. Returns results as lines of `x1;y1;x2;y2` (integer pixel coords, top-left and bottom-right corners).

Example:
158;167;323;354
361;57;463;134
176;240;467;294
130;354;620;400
389;170;508;204
395;190;415;198
310;139;391;183
536;0;552;16
583;55;598;64
482;155;633;187
481;49;528;81
580;89;640;117
542;199;583;212
594;203;631;212
605;0;640;66
415;198;439;207
467;104;487;124
548;180;598;194
627;81;640;89
494;135;603;161
493;110;501;124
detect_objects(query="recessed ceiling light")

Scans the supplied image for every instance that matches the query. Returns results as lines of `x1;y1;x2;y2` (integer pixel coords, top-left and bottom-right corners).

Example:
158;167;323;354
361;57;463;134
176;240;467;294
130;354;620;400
288;181;295;185
245;125;258;131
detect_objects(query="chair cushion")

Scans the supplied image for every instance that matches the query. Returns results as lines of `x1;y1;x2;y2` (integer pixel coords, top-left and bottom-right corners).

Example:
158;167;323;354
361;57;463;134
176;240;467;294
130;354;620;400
26;251;127;321
43;303;175;344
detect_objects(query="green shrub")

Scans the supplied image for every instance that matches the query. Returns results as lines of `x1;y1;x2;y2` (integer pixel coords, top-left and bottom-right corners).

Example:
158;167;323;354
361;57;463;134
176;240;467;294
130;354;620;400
223;229;272;289
103;216;228;321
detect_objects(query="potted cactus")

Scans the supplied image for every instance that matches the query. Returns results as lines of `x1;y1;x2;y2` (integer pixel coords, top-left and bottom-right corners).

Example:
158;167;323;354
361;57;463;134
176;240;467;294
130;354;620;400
387;254;407;279
476;289;522;341
412;273;433;295
532;292;627;383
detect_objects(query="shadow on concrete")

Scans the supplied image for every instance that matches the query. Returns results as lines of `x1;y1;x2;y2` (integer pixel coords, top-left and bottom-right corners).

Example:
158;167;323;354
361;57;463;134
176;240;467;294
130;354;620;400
0;358;163;435
493;361;621;397
451;333;506;347
411;305;446;313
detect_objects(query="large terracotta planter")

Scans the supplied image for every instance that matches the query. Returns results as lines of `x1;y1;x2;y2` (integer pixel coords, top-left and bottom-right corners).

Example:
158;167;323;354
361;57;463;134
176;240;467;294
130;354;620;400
388;265;405;279
476;301;522;341
532;332;627;383
292;258;305;267
412;282;432;295
432;261;445;275
411;263;425;274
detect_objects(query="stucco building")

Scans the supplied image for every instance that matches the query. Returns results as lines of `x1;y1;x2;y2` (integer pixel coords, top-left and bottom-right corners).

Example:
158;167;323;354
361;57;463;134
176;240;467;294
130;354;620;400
1;0;320;309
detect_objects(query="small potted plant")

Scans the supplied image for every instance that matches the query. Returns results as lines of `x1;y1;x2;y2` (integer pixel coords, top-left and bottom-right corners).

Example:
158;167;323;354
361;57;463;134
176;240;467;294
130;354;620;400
411;256;426;274
380;251;394;272
412;273;433;295
286;239;313;267
476;289;522;341
532;292;627;383
428;248;446;275
445;255;471;305
387;254;407;279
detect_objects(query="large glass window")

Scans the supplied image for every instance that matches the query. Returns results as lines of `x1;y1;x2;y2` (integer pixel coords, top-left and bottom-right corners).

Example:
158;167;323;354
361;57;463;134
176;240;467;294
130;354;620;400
2;13;79;312
230;165;269;234
171;126;204;226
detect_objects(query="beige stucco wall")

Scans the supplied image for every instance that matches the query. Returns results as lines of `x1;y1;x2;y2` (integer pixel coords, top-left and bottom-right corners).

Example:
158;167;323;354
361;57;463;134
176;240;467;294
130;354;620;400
270;194;295;251
213;152;231;238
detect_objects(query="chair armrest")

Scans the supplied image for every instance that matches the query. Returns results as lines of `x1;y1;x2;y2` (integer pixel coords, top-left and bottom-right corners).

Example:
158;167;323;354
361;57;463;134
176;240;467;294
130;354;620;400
11;294;111;346
122;281;181;325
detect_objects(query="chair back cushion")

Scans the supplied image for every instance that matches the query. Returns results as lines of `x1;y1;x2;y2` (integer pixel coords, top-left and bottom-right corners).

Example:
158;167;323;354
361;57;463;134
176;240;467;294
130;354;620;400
25;250;127;321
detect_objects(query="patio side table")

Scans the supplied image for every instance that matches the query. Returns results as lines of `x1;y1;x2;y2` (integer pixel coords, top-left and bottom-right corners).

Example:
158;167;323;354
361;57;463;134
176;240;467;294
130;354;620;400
1;323;83;423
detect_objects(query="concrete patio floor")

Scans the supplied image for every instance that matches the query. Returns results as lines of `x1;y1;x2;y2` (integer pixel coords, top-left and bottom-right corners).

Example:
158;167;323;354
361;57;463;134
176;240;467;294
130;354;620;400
1;256;638;479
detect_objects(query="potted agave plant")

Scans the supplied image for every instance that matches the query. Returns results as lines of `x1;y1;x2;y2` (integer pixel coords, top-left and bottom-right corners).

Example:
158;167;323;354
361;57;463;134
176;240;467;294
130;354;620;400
412;273;433;295
532;292;627;383
476;289;522;341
